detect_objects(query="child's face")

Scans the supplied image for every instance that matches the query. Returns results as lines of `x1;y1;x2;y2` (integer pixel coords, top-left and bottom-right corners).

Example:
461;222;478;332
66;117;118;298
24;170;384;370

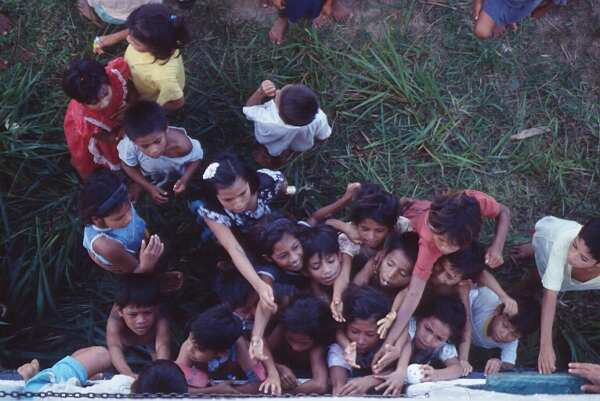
430;259;463;288
216;177;253;214
285;330;315;353
93;201;132;229
127;33;151;53
357;218;390;249
346;318;379;355
428;223;461;255
187;334;219;363
133;130;167;159
488;313;520;343
567;236;600;269
379;249;412;289
270;233;304;272
414;316;451;351
118;304;158;336
307;252;341;287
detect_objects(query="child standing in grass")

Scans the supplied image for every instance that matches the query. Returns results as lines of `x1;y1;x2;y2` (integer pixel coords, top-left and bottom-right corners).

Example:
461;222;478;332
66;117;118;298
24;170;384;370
244;80;332;168
62;58;131;180
94;4;188;111
119;100;203;204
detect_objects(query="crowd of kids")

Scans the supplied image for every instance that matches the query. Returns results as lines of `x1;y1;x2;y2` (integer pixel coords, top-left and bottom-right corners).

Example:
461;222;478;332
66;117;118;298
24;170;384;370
15;0;600;397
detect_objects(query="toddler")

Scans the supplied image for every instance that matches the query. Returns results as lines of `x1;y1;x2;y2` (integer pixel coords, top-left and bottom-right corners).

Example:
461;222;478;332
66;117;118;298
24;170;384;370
119;100;203;204
62;58;130;179
244;80;331;168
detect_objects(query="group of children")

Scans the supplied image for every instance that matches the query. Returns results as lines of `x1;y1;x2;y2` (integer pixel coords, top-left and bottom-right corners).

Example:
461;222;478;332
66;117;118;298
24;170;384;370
15;0;596;396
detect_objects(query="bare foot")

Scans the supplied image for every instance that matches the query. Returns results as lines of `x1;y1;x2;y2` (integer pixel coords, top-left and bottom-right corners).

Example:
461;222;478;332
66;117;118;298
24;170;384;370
77;0;103;27
17;359;40;381
332;0;351;22
269;17;288;45
159;271;184;293
312;13;332;29
510;243;534;260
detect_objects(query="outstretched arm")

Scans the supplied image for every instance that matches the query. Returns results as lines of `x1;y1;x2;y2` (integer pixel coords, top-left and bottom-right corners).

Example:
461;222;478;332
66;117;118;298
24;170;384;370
486;204;511;268
308;183;361;225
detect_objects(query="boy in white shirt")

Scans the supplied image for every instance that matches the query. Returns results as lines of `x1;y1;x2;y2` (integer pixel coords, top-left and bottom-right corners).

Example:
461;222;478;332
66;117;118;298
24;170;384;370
244;80;331;168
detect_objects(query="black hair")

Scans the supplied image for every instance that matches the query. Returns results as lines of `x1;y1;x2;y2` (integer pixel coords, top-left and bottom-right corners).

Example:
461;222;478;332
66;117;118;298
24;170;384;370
79;170;129;225
131;360;187;394
342;284;391;323
507;296;541;337
349;184;400;230
416;295;466;345
127;4;190;61
278;84;320;127
190;304;242;352
281;294;335;345
429;191;482;248
251;213;303;257
123;100;167;141
382;231;419;265
579;218;600;262
198;152;260;212
62;59;108;105
213;269;254;311
115;274;161;308
299;224;339;266
444;242;486;280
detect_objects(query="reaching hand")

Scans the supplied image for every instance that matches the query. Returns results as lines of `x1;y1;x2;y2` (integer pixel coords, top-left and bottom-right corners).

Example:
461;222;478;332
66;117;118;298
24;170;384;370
330;298;345;322
472;0;483;21
485;244;504;268
372;343;401;374
377;311;397;339
260;80;277;98
147;185;169;205
276;364;298;390
249;336;267;361
258;282;277;312
374;371;406;396
420;365;437;382
344;342;360;369
344;182;362;199
501;296;518;316
569;363;600;393
139;234;164;272
484;358;503;376
259;374;282;395
538;345;557;374
173;179;187;195
460;359;473;376
339;376;373;395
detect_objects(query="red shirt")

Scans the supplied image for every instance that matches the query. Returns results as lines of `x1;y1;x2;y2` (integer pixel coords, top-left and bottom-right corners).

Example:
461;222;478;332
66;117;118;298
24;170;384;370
404;190;501;280
63;57;130;178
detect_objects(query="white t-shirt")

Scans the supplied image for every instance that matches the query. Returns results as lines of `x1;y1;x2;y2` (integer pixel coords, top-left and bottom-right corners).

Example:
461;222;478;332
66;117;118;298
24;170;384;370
243;100;332;157
408;318;457;362
469;287;518;364
533;216;600;292
117;127;203;187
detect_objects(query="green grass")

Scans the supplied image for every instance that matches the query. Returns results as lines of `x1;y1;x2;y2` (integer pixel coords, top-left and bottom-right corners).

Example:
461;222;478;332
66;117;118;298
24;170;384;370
1;0;600;372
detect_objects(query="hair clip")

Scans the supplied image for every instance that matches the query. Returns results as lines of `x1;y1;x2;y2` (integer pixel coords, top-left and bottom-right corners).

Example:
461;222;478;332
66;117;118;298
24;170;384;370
203;162;220;180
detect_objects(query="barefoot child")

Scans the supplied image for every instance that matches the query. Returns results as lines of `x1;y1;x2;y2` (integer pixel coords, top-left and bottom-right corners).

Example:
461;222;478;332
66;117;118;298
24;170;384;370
106;274;171;377
94;4;189;111
62;58;131;179
80;170;164;274
244;80;331;168
119;100;203;204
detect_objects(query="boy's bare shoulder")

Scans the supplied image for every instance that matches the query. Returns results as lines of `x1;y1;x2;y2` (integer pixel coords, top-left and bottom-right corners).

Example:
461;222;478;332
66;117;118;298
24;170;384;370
167;127;192;156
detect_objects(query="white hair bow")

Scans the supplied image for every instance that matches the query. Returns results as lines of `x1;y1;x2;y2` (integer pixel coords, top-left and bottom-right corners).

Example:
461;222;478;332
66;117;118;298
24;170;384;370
202;162;220;180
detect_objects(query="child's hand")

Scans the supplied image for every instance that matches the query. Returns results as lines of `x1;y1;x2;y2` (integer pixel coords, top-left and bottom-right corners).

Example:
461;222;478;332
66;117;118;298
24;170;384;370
147;185;169;205
538;345;557;374
569;363;600;393
249;336;267;361
260;80;277;98
420;365;437;382
330;298;345;322
343;182;362;200
276;364;298;390
472;0;483;21
344;342;360;369
339;376;373;395
484;358;503;376
259;373;282;395
93;36;108;55
374;371;406;396
485;244;504;268
173;179;187;195
258;282;277;312
372;343;401;374
460;359;473;376
501;296;518;316
376;311;397;339
139;234;164;272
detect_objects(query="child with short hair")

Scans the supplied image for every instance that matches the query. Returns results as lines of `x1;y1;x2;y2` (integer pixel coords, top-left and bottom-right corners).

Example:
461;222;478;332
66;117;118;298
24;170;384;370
119;100;203;204
373;295;468;395
131;360;188;394
106;274;171;378
373;190;510;369
94;4;189;110
469;288;540;375
329;285;390;395
62;58;131;179
80;170;164;274
244;80;331;168
512;216;600;374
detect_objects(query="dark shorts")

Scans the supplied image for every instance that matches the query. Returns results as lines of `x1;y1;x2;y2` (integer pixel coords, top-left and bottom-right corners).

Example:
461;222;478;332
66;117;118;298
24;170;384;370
483;0;544;25
278;0;324;23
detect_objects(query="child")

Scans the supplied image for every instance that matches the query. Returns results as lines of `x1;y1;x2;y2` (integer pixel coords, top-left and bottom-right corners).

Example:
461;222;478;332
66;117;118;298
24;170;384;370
119;100;203;204
266;295;334;394
473;0;566;39
373;190;510;368
131;359;188;394
80;170;164;274
78;0;161;26
329;285;390;395
106;274;170;377
244;80;331;168
94;4;189;111
62;58;131;179
373;295;467;395
214;269;260;332
192;152;288;312
512;216;600;374
268;0;351;45
175;304;280;395
469;287;540;375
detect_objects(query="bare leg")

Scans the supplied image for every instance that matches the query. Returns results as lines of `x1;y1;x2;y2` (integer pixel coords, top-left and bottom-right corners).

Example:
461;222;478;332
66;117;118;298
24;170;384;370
532;0;555;18
17;359;40;381
269;16;289;45
77;0;104;28
474;10;496;39
72;346;112;379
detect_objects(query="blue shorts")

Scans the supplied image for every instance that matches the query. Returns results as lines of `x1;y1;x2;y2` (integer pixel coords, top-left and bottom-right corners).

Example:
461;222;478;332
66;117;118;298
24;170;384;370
92;5;127;25
483;0;543;25
280;0;324;23
24;356;88;393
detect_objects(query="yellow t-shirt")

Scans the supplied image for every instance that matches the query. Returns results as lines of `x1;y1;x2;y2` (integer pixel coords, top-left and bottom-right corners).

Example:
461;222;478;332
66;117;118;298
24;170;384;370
124;45;185;106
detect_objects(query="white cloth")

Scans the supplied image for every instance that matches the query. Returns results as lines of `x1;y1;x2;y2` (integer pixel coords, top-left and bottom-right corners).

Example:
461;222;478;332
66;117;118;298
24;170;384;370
87;0;162;21
327;343;351;370
533;216;600;292
243;100;332;157
408;318;457;362
469;287;518;364
118;127;203;187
